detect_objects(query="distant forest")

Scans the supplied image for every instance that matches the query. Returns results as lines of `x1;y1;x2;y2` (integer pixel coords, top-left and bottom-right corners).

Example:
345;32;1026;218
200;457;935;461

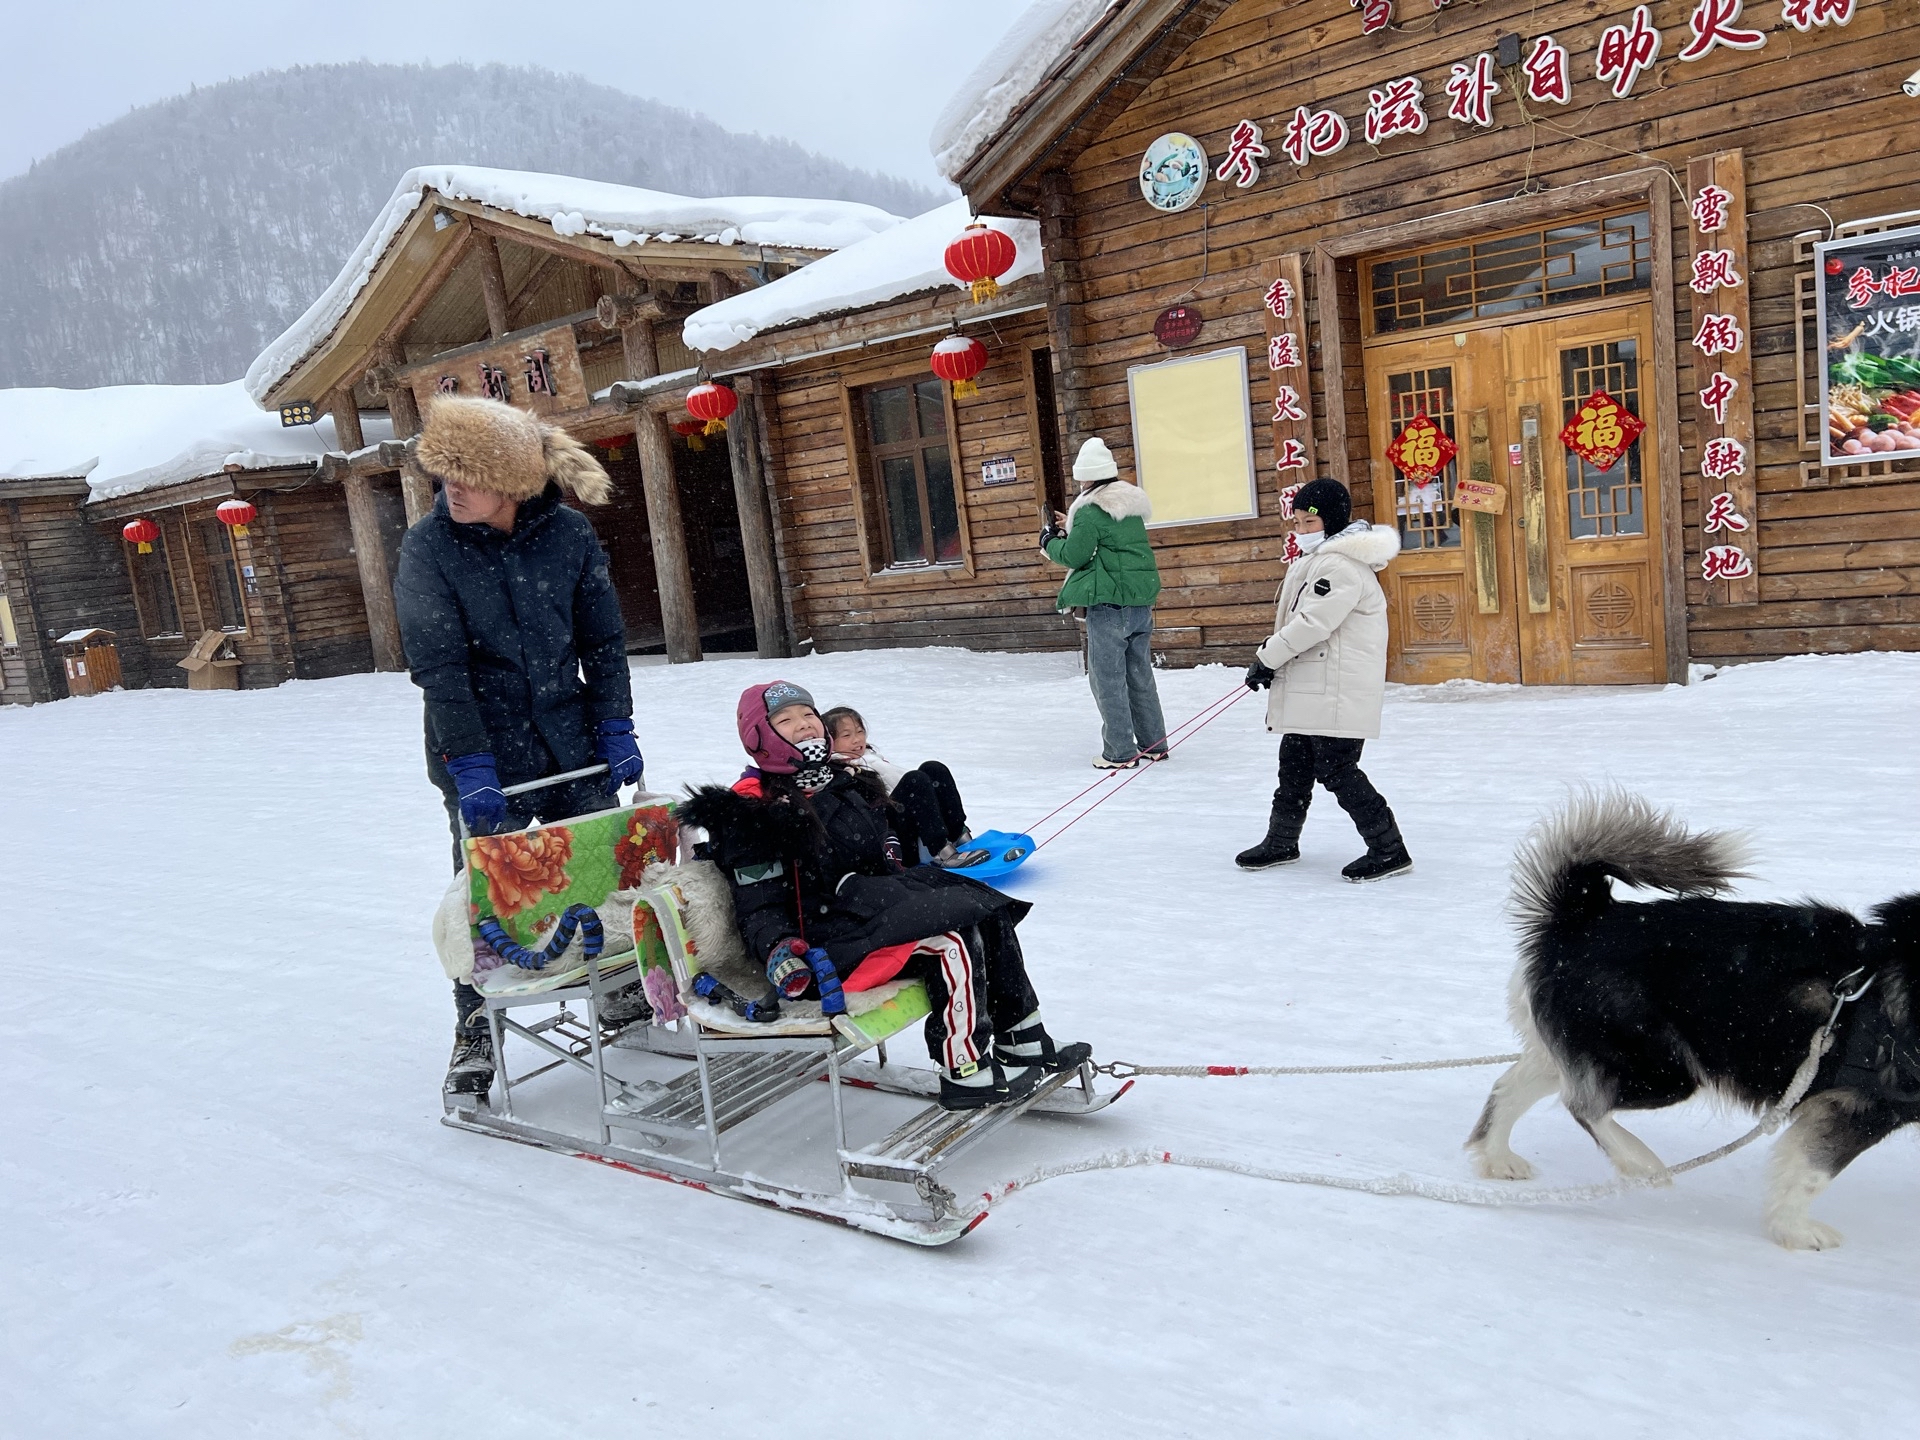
0;63;943;389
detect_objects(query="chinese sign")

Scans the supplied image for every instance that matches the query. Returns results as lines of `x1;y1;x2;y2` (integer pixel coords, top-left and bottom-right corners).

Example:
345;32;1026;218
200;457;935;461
1688;150;1756;601
1139;132;1208;213
404;323;589;422
1261;254;1315;501
1558;391;1646;472
1814;224;1920;466
981;455;1020;487
1386;414;1457;485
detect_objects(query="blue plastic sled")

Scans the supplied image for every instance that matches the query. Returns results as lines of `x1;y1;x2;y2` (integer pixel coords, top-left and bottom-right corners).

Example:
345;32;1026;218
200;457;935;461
949;829;1035;884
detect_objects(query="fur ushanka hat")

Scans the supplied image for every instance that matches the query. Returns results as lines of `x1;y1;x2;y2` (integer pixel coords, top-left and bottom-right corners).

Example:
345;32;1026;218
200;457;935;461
411;395;613;505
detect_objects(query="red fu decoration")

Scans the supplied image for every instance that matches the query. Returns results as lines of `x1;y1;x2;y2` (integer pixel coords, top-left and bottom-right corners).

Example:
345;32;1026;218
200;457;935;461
216;498;258;538
123;517;160;554
943;223;1017;304
685;382;738;436
930;335;989;399
672;418;708;451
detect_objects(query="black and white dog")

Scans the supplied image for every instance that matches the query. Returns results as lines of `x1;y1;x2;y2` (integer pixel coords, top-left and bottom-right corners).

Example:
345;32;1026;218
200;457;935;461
1467;790;1920;1249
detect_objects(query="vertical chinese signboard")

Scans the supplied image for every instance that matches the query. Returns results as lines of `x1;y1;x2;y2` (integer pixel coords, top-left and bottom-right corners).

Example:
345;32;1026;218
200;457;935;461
1814;225;1920;466
1261;254;1315;510
1687;150;1757;604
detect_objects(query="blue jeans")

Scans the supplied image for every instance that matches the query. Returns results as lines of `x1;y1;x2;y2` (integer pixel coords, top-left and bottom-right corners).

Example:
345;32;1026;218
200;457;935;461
1085;604;1169;762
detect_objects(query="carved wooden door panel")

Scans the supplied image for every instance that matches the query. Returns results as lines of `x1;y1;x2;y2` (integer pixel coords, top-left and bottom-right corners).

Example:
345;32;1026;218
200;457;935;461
1503;308;1666;685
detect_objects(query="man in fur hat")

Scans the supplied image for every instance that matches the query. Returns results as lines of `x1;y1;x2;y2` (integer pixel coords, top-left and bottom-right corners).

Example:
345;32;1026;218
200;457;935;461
395;395;644;1102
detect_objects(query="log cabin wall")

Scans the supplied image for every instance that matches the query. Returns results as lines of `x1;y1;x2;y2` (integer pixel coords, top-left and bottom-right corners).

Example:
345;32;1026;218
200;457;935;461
0;486;152;702
762;310;1081;655
1036;0;1920;671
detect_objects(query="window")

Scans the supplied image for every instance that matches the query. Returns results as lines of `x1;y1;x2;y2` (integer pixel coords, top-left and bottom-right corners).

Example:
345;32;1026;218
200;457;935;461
128;524;182;638
856;378;961;568
1386;365;1461;551
1559;340;1645;539
1369;210;1652;335
196;520;248;630
0;564;17;649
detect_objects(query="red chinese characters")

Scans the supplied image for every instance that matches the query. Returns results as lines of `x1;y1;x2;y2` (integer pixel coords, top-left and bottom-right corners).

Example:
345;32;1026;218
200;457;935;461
1365;77;1429;144
1268;333;1303;370
1678;0;1766;60
1351;0;1393;34
1692;314;1745;356
1279;483;1303;520
1522;36;1572;104
1702;544;1754;581
1689;249;1744;294
1699;371;1739;426
1275;438;1310;472
1387;415;1457;484
1559;391;1646;472
1691;183;1734;233
1445;53;1499;127
1595;6;1662;99
1701;437;1747;481
1282;530;1304;564
1214;120;1268;188
1280;106;1350;166
1845;267;1881;309
1702;491;1751;533
1262;278;1295;320
1781;0;1854;29
1272;385;1306;423
1883;266;1920;300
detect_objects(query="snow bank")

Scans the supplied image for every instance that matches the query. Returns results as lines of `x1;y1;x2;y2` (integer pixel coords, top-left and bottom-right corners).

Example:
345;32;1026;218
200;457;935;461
0;381;389;503
244;166;905;405
930;0;1121;183
683;197;1042;354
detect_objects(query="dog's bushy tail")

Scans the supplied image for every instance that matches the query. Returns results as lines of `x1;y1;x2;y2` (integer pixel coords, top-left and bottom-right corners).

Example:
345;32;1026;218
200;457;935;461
1512;788;1751;944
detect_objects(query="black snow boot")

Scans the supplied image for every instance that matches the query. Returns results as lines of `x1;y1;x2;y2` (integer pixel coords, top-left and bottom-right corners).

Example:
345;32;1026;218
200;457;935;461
445;982;495;1106
1236;833;1302;870
938;1058;1039;1112
1341;822;1414;883
996;1012;1093;1073
597;979;653;1037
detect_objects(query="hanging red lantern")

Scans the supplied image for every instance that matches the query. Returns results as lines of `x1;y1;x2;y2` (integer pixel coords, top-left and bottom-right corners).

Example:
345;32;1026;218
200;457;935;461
685;382;738;436
672;419;708;452
123;517;159;555
930;335;989;399
216;498;258;538
944;222;1019;304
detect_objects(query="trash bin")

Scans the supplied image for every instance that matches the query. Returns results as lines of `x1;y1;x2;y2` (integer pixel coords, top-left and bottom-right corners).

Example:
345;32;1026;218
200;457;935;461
55;628;123;697
178;630;243;691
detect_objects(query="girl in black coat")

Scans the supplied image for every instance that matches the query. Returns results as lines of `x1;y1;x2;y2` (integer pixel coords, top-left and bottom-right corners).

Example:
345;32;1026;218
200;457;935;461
679;680;1089;1110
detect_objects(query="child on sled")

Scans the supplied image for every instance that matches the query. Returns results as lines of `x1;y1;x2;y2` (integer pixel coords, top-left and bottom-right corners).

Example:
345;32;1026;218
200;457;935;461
680;680;1089;1110
822;705;989;869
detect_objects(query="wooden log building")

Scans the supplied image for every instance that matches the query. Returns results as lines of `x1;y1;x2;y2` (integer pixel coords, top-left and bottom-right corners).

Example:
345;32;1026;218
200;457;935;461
735;0;1920;682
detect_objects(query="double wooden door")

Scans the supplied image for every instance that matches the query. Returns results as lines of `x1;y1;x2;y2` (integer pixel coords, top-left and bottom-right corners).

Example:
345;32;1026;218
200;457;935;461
1364;305;1666;685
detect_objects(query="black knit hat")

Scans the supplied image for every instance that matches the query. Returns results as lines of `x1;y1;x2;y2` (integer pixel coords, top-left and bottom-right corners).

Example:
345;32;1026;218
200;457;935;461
1292;477;1351;535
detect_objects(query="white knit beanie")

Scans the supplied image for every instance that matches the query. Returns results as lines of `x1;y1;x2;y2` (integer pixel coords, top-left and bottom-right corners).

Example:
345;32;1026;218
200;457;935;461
1072;436;1120;483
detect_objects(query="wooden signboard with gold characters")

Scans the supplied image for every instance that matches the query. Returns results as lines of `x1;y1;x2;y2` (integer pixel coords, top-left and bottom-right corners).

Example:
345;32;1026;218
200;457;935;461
403;322;589;422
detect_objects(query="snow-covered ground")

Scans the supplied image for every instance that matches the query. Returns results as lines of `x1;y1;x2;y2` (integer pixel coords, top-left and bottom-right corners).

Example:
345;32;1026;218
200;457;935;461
6;647;1919;1437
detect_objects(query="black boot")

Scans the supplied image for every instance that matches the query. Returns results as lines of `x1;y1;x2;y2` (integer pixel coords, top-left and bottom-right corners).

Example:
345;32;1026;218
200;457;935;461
1236;832;1302;870
996;1012;1093;1072
937;1058;1040;1111
1342;811;1413;883
598;979;653;1037
445;982;495;1106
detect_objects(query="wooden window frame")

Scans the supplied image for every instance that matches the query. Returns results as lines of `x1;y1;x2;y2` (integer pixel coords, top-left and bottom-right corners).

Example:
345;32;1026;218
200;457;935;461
125;518;187;640
195;514;252;633
1021;338;1069;520
838;359;975;583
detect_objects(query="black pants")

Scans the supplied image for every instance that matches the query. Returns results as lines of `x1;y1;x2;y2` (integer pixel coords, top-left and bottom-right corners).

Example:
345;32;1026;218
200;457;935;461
895;912;1040;1074
1269;734;1403;852
891;761;970;858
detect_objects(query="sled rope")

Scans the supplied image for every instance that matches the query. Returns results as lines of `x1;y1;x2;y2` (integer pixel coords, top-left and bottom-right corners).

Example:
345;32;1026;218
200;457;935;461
1032;685;1251;850
990;973;1876;1214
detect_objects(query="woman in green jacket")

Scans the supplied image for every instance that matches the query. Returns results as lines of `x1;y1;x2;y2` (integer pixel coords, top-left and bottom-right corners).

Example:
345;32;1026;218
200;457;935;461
1042;437;1169;769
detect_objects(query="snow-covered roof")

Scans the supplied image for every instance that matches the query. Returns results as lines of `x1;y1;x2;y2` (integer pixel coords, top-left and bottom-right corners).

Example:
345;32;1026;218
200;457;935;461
0;381;389;504
930;0;1122;184
683;198;1042;354
244;165;906;405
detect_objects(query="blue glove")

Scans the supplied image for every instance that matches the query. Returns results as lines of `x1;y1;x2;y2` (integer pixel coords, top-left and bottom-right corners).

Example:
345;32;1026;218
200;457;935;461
807;947;846;1017
445;752;508;835
768;938;812;998
595;717;645;789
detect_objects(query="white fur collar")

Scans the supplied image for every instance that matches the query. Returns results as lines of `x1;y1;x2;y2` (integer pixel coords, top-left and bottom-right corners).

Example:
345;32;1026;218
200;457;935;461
1068;479;1153;523
1313;523;1401;571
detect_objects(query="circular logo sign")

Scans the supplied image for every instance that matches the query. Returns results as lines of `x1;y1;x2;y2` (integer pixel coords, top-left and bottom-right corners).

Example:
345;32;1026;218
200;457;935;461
1138;132;1207;213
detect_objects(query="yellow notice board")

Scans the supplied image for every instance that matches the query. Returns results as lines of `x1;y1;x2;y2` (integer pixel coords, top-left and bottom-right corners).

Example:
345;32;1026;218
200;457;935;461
1126;346;1258;528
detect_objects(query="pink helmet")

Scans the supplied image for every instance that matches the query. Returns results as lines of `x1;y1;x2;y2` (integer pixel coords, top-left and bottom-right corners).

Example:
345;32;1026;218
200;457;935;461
735;680;816;774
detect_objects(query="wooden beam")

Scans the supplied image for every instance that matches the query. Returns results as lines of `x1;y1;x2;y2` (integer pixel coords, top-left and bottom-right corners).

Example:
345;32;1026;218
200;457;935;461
619;322;701;661
1036;170;1092;452
375;342;432;524
506;251;561;328
331;393;405;673
473;230;511;339
378;220;476;358
724;385;789;658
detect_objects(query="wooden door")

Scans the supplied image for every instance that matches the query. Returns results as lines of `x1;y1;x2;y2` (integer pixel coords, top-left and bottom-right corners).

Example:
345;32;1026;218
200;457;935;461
1503;308;1666;684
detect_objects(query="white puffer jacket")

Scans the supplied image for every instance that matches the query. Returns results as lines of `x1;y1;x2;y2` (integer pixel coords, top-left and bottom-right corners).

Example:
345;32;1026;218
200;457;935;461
1255;523;1401;740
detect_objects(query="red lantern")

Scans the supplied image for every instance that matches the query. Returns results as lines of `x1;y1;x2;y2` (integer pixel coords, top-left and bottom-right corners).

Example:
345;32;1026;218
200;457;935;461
216;498;257;538
672;419;708;452
123;517;159;555
686;382;738;436
930;335;989;399
944;222;1018;304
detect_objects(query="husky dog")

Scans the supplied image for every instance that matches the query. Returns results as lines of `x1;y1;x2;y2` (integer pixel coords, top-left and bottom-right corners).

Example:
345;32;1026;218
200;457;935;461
1468;790;1920;1250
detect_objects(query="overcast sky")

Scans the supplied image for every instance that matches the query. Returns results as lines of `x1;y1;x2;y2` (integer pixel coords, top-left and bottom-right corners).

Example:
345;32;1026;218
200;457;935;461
1;0;1039;188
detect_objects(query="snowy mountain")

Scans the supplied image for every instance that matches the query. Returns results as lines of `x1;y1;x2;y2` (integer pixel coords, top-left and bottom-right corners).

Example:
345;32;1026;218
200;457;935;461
0;63;945;389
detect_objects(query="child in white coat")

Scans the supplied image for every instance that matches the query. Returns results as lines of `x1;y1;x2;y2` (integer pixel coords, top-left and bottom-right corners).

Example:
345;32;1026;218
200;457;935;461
1237;477;1411;882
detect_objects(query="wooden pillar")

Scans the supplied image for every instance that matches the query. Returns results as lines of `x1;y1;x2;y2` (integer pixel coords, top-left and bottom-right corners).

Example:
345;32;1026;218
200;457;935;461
473;231;511;339
331;394;405;672
1037;168;1093;454
726;380;789;658
378;346;433;524
619;312;701;662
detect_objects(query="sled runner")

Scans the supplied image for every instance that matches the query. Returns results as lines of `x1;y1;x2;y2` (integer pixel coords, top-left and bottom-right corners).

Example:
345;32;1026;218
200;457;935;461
441;775;1122;1245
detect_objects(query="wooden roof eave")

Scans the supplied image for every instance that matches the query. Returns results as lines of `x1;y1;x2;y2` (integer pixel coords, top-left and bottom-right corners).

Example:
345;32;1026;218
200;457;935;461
952;0;1235;215
0;476;92;500
439;198;834;277
700;273;1050;378
85;464;322;522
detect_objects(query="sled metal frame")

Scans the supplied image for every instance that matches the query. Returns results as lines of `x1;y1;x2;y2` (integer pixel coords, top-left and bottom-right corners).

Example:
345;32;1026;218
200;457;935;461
443;768;1123;1244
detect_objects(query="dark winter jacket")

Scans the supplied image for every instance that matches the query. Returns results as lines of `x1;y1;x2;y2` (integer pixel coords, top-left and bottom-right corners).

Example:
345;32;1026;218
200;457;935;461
678;771;1026;973
394;483;631;786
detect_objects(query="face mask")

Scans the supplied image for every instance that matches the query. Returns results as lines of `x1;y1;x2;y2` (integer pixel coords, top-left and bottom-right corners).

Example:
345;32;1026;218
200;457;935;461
793;735;834;792
1295;530;1326;554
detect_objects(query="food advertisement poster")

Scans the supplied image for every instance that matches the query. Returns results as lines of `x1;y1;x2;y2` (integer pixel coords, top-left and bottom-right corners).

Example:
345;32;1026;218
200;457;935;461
1815;226;1920;465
